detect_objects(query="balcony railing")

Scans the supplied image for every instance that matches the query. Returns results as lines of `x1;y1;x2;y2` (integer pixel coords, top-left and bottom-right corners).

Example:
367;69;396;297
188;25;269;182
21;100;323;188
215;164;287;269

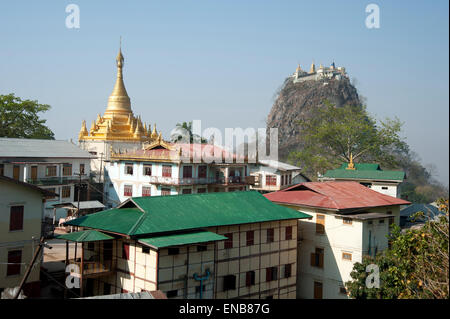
27;176;89;186
68;259;115;277
148;176;255;186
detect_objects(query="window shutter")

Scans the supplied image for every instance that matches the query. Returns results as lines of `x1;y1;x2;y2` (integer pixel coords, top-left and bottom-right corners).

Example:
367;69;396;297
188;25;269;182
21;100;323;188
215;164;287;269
285;226;292;240
319;252;324;268
7;250;22;276
123;243;130;260
266;268;272;282
310;253;316;267
246;272;251;286
10;206;24;231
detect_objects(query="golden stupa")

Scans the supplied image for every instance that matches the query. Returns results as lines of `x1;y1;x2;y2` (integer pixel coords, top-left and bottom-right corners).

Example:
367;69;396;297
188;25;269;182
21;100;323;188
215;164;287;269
79;45;158;142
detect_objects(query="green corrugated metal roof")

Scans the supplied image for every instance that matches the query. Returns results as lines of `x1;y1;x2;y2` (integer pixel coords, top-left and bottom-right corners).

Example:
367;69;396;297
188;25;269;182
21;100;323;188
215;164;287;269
65;191;311;237
139;231;227;248
56;230;114;242
325;163;405;181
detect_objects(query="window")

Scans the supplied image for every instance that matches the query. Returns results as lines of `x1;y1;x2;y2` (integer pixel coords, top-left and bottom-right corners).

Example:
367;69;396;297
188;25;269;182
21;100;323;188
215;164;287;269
266;228;274;243
389;217;395;226
0;164;4;176
63;164;72;176
382;186;388;190
246;271;255;286
79;164;85;175
13;165;20;180
47;188;57;199
9;206;24;231
166;290;178;298
281;175;284;186
284;264;292;278
87;242;94;251
246;231;254;246
142;186;151;197
285;226;292;240
162;165;172;177
168;248;180;255
197;188;207;193
198;165;207;178
125;164;134;175
143;165;152;176
46;166;57;177
124;185;133;197
197;245;207;252
182;189;192;194
343;218;353;225
89;151;97;156
265;175;277;186
122;243;130;260
161;188;171;196
316;214;325;234
103;283;111;295
183;166;192;178
368;221;373;225
379;219;385;224
195;285;206;294
142;246;150;254
224;233;233;249
288;175;292;185
7;250;22;276
61;186;71;198
342;252;352;261
266;267;277;282
223;275;236;291
311;248;324;268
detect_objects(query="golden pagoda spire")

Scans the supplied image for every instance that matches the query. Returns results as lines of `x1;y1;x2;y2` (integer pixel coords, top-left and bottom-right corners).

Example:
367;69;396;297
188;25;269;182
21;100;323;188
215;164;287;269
105;38;132;116
309;61;316;74
78;120;88;139
346;153;356;170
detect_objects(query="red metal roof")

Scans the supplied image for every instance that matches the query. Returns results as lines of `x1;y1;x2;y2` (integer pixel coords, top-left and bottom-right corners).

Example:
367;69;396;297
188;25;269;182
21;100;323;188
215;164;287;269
264;181;410;211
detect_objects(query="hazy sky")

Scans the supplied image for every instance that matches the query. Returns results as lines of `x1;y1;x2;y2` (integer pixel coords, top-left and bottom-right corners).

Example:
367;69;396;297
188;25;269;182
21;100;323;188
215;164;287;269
0;1;448;185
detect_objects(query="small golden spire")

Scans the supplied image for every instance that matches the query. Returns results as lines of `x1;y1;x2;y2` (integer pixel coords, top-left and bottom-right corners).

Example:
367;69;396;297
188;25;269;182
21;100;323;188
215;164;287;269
105;38;132;116
309;61;316;74
346;153;356;170
296;63;301;72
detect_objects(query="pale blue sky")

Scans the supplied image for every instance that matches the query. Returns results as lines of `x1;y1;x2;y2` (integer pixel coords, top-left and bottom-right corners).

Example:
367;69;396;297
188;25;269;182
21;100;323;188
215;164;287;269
0;1;448;185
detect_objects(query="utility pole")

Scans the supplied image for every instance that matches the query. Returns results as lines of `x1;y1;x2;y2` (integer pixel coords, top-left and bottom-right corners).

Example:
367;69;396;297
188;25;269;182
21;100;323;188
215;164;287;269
99;152;104;204
13;237;51;299
74;172;86;261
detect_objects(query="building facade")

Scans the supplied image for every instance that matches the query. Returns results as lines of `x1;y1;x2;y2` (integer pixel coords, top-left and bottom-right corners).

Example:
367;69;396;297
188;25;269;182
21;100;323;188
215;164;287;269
264;181;410;299
0;138;93;220
62;191;310;299
0;176;54;297
320;161;405;198
249;160;309;193
292;61;348;83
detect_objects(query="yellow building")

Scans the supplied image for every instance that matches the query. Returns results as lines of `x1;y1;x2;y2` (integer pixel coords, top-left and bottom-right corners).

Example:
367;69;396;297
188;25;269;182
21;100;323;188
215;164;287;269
0;176;54;297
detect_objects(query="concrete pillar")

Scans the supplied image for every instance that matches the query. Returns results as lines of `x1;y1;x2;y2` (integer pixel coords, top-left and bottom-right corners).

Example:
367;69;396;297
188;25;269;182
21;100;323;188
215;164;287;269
23;165;28;183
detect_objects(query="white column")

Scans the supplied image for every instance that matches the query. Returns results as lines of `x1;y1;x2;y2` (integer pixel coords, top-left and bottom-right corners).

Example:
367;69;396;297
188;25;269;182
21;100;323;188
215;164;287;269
23;165;28;182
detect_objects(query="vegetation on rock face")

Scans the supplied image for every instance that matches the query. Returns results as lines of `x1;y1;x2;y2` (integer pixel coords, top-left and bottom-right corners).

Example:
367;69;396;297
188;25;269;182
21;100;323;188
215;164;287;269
345;199;449;299
170;121;207;144
287;100;407;177
0;93;55;139
268;77;447;203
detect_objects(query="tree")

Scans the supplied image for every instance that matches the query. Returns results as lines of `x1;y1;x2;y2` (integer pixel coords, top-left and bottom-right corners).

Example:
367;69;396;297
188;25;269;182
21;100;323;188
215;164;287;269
288;101;407;179
170;121;207;144
346;198;449;299
0;93;54;139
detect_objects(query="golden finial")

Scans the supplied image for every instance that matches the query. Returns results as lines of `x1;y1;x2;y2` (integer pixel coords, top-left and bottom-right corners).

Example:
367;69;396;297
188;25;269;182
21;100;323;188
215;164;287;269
346;153;356;170
296;63;301;72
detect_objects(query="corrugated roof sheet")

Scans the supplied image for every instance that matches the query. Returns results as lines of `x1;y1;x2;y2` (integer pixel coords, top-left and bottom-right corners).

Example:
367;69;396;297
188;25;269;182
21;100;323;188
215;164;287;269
264;182;410;211
65;191;311;236
0;138;93;158
258;160;301;171
56;230;114;242
139;231;227;248
52;201;105;209
400;204;446;220
324;163;405;181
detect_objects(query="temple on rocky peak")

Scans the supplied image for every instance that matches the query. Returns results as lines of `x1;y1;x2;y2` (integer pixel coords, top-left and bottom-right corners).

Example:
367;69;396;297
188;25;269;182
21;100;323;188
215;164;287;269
293;61;347;83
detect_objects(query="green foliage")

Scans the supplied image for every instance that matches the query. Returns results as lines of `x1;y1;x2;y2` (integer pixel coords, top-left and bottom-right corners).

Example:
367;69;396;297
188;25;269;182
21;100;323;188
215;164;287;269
346;199;449;299
0;93;54;139
288;101;406;179
170;121;207;144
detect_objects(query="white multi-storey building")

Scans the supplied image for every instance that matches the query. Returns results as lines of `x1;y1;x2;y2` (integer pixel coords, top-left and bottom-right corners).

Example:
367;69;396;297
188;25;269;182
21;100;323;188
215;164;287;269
0;138;93;220
249;160;310;193
264;181;410;299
